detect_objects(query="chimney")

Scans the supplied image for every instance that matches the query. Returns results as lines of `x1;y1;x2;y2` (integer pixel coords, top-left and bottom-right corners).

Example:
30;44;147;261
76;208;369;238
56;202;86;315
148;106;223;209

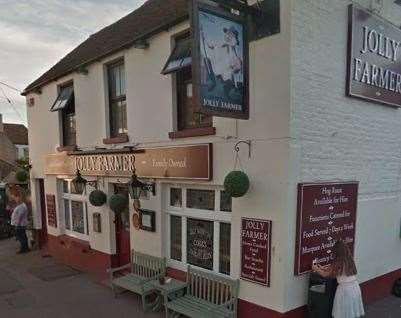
0;114;3;133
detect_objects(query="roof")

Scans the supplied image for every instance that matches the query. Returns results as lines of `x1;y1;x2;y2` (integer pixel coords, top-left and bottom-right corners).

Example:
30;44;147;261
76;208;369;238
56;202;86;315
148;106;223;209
3;124;28;145
23;0;188;95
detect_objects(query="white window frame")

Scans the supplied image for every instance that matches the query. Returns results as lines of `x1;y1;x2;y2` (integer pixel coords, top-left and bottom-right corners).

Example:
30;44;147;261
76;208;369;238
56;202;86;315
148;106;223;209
165;185;232;276
61;179;89;241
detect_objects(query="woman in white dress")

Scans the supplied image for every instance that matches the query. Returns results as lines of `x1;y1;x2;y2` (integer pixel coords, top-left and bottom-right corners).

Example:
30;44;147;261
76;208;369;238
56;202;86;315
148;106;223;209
312;241;365;318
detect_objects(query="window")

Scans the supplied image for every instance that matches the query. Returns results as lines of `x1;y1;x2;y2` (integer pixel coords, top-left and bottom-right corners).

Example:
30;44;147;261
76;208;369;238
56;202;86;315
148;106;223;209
108;60;127;138
61;179;89;239
162;34;212;132
166;186;231;275
50;84;76;146
176;67;212;131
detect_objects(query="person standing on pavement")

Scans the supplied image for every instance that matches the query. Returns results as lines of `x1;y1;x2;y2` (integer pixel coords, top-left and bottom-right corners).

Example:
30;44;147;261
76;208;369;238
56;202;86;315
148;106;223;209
312;240;365;318
9;187;30;254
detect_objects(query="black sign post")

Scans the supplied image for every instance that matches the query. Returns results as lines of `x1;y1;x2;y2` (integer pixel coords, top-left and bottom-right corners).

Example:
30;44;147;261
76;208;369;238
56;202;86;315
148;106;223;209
191;0;249;119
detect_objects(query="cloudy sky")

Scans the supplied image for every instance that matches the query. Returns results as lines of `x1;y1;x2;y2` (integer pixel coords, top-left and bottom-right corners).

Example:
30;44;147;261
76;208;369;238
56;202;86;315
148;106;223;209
0;0;146;125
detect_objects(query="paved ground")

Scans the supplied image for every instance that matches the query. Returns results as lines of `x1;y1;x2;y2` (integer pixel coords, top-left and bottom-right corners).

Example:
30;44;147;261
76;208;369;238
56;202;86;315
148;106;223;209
0;238;162;318
1;237;401;317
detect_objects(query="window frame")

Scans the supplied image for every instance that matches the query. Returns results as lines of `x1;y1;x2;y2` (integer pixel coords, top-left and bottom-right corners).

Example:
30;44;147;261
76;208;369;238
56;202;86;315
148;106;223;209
165;185;232;276
165;32;213;136
61;179;89;241
57;83;76;147
107;59;127;138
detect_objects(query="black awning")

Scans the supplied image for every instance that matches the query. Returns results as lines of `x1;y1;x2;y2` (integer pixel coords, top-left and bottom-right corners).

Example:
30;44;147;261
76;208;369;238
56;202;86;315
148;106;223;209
50;85;74;112
161;37;191;75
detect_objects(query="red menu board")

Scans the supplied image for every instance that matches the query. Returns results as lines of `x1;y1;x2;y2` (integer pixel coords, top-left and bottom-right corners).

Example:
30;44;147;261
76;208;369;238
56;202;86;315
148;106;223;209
295;182;358;275
46;194;57;228
241;218;272;286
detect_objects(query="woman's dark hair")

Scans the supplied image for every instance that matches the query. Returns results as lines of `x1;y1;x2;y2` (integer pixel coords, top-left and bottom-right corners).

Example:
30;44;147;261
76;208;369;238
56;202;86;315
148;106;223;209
332;240;357;276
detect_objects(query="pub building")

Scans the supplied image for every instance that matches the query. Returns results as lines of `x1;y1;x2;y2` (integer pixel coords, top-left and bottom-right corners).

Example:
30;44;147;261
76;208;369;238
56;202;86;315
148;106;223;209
23;0;401;317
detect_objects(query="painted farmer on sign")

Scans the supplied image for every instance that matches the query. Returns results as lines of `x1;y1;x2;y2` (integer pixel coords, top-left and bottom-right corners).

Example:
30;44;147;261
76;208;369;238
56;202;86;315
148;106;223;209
199;11;244;110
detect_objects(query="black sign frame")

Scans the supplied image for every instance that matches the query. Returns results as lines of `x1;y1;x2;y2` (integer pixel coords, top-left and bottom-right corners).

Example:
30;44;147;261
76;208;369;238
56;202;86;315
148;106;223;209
190;0;249;119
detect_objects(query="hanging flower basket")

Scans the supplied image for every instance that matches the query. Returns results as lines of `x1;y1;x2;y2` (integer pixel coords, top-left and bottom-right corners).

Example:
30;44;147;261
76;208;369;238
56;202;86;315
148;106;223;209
89;190;107;207
109;194;128;213
15;169;29;183
224;170;250;198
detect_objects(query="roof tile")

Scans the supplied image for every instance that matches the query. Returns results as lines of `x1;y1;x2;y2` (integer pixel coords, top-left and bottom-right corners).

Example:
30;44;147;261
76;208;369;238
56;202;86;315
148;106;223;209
23;0;188;94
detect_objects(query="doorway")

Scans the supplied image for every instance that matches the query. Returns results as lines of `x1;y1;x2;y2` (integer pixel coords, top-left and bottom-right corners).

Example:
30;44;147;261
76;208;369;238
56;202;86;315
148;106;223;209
38;179;48;248
113;184;131;266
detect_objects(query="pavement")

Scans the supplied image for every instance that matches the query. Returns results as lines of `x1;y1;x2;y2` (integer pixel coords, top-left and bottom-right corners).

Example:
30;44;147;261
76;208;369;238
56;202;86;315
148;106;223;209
0;238;163;318
0;237;400;318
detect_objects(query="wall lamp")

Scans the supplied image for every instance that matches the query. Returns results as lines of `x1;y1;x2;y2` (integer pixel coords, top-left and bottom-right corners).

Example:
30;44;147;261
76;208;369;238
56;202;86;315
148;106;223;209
71;170;98;194
127;170;156;199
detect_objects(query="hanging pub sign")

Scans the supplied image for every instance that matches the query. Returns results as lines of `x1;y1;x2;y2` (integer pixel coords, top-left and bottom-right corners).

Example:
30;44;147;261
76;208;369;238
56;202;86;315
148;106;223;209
191;0;249;119
294;182;358;275
241;218;272;286
347;4;401;107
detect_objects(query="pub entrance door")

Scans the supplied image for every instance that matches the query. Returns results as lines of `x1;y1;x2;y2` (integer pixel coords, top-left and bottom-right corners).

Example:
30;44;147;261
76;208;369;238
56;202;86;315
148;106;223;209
113;184;131;266
38;179;48;248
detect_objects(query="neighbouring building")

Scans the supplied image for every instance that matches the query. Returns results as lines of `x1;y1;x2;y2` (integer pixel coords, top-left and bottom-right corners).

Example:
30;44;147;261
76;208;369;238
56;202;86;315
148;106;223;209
0;114;29;180
23;0;401;317
3;121;29;160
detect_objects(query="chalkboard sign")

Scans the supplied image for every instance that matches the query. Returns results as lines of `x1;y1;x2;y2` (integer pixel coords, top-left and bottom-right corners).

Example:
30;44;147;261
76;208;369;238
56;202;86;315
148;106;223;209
187;218;213;270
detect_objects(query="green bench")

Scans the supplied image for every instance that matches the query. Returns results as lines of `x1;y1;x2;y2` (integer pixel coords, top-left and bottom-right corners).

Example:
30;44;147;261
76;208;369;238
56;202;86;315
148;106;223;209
166;266;239;318
108;251;166;312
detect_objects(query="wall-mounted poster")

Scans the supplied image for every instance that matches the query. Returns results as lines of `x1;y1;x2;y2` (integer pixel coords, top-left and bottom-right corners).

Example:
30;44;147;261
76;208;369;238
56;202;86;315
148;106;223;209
241;218;272;286
294;182;358;275
46;194;57;228
191;0;249;119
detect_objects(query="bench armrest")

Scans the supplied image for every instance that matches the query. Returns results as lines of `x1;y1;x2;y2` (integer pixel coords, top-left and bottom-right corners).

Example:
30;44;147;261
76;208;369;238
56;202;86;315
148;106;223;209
166;283;188;299
218;298;236;310
107;263;131;275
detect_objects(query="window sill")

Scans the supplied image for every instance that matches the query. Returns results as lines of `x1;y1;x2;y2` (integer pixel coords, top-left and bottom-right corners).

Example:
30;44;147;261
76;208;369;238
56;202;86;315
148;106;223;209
169;127;216;139
103;133;129;144
57;145;77;152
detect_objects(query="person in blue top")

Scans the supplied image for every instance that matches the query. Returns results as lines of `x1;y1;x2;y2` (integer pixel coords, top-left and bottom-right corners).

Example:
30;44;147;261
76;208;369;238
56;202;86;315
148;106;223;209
9;187;30;254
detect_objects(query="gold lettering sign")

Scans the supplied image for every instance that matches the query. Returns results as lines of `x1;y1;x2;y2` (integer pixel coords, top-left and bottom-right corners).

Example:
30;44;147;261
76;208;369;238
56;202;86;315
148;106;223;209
44;144;212;180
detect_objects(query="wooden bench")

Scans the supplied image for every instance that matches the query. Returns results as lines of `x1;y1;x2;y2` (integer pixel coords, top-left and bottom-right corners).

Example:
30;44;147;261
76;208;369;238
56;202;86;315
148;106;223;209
165;266;239;318
108;251;166;312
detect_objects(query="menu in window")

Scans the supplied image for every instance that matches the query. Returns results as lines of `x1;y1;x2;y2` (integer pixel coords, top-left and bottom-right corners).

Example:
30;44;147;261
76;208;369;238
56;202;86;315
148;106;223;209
187;219;214;270
294;182;358;275
241;218;272;286
46;194;57;228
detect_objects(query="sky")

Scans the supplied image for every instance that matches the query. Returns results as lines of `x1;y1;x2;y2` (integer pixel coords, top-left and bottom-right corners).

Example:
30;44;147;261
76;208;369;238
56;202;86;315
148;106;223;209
0;0;146;125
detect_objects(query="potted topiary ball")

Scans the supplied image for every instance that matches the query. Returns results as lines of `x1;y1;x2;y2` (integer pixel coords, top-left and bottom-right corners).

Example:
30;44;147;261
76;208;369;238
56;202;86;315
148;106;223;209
109;194;128;213
89;190;107;207
224;170;250;198
15;169;29;183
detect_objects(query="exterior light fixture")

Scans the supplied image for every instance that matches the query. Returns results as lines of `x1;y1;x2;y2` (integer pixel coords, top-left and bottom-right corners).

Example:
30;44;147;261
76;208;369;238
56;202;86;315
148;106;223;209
72;170;98;194
127;170;155;199
71;170;87;194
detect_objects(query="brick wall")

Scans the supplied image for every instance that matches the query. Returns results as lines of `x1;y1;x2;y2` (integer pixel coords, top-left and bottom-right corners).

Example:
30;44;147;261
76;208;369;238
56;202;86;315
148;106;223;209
286;0;401;311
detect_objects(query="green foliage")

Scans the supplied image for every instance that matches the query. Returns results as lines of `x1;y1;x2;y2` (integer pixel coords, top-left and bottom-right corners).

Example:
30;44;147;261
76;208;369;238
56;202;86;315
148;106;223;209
15;169;29;183
224;170;250;198
89;190;107;207
109;194;128;213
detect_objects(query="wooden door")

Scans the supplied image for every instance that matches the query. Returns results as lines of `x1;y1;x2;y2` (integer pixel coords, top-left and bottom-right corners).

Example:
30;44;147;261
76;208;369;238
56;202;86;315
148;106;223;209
38;179;48;247
114;184;131;266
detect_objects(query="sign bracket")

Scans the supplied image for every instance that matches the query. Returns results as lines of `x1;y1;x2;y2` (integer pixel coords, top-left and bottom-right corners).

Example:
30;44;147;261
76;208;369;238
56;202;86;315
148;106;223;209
211;0;280;41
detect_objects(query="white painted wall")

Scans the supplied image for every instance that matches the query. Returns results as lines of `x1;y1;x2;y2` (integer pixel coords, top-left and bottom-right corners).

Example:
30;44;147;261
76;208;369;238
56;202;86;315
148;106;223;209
30;0;401;313
286;0;401;312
